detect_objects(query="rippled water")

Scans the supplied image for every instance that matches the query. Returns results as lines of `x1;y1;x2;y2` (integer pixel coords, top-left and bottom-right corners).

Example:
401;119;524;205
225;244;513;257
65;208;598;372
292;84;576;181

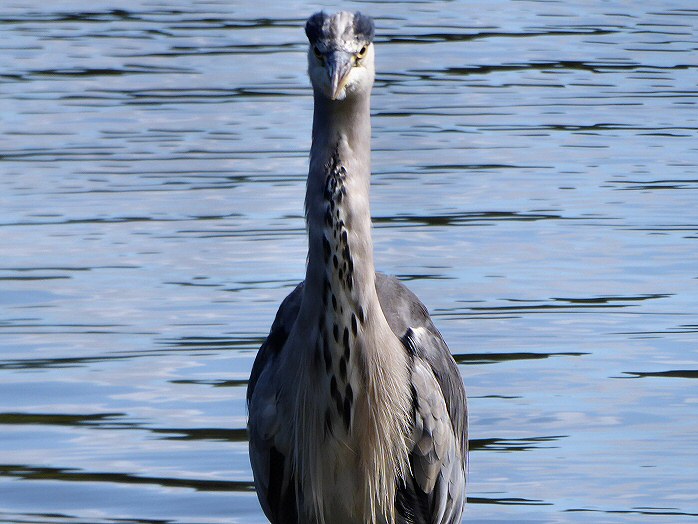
1;1;697;522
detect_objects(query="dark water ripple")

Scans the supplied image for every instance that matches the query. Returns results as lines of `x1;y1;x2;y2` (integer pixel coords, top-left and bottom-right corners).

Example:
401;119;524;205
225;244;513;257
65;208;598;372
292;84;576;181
0;464;253;493
1;1;698;523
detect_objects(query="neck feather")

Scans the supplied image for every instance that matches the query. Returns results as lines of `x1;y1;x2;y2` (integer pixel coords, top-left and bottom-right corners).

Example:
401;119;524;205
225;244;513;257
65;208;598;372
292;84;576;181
304;93;374;301
294;90;413;524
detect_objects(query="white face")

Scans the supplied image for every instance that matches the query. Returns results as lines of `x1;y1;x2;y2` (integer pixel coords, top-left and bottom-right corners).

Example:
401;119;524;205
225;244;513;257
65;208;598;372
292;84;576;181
307;41;375;101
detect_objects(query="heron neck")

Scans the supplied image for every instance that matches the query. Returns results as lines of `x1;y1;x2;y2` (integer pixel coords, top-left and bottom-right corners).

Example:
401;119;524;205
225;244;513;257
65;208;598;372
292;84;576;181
304;92;376;301
296;89;413;523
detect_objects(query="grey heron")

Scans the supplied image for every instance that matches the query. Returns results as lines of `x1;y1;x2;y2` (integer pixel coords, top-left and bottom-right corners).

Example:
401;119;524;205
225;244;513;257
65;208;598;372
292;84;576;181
247;11;468;524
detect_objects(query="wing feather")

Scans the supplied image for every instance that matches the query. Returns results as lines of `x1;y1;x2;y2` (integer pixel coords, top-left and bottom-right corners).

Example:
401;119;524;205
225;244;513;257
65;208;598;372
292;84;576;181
247;282;304;523
248;275;467;524
375;273;468;524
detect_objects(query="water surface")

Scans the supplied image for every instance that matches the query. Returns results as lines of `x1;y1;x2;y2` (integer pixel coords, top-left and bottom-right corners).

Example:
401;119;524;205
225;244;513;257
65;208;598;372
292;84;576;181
1;1;697;522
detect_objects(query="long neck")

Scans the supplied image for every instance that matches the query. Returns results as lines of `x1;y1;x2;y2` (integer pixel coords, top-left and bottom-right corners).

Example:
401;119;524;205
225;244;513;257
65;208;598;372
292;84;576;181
295;89;413;523
304;92;375;302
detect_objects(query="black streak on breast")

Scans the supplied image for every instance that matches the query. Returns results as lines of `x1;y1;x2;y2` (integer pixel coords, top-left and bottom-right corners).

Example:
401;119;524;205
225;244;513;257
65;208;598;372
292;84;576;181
319;148;360;434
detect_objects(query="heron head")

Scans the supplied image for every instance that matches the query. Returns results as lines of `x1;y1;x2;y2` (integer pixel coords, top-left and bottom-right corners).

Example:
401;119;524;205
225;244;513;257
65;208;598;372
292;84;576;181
305;11;375;101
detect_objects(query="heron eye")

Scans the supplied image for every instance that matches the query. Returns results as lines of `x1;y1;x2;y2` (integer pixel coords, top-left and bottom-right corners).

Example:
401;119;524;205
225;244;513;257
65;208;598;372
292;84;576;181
356;45;368;59
312;46;323;59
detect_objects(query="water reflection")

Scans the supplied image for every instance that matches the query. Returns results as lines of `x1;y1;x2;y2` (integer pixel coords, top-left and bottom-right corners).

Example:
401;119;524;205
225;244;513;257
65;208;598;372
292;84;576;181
0;464;253;493
2;0;698;522
455;352;587;365
469;435;565;452
621;370;698;379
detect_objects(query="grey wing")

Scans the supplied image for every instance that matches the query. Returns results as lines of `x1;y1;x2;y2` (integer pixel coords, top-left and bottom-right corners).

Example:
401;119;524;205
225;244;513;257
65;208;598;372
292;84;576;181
375;273;468;524
247;282;304;524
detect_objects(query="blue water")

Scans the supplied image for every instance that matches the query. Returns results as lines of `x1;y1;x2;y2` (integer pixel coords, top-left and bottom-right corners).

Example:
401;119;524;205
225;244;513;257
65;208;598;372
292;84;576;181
1;1;697;522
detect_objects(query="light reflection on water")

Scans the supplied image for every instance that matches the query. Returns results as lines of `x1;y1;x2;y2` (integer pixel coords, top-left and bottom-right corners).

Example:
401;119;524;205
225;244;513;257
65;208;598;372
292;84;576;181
1;1;697;522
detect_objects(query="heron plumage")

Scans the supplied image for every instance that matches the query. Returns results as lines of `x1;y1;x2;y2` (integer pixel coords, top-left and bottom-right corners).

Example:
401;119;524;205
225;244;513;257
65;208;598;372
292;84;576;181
247;11;467;523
